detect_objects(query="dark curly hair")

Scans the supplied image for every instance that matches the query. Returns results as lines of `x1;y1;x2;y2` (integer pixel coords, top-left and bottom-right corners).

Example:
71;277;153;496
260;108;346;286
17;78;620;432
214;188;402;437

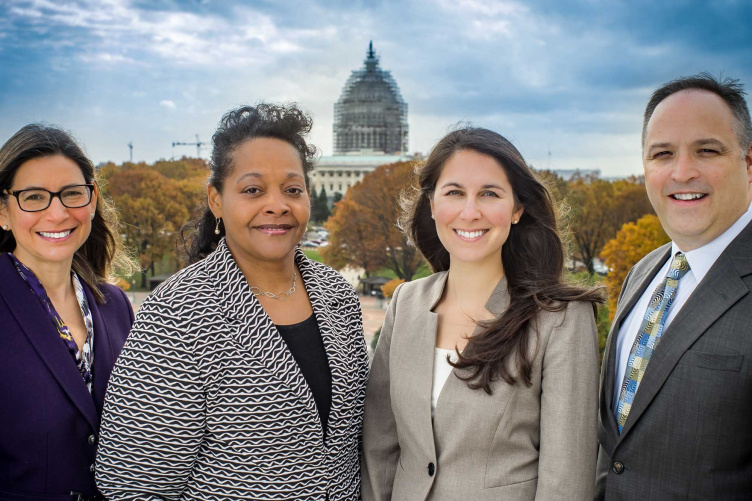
0;124;136;302
401;127;604;394
180;103;316;264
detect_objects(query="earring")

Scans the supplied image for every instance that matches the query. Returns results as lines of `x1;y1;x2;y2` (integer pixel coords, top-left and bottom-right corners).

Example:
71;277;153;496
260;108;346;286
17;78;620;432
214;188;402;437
90;212;96;220
1;225;7;231
512;220;518;224
431;214;435;220
214;217;222;235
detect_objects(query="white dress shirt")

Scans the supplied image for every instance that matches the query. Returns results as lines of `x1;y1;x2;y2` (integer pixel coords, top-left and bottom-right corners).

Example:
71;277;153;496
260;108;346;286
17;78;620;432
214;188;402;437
432;347;458;418
612;202;752;411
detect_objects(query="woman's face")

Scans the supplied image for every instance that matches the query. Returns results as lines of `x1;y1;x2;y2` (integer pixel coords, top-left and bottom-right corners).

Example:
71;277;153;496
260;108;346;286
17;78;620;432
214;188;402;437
0;155;96;271
430;149;523;269
208;137;310;270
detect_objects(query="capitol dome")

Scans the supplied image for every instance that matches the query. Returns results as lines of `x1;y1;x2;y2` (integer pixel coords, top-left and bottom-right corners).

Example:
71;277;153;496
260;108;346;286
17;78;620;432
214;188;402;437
333;42;408;155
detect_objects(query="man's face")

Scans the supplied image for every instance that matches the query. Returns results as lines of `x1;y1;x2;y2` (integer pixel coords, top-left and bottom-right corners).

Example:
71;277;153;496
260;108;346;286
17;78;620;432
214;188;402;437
643;89;752;251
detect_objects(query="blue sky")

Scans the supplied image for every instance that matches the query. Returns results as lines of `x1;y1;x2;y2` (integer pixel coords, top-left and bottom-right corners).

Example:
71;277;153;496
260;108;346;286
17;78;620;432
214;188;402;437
1;0;750;177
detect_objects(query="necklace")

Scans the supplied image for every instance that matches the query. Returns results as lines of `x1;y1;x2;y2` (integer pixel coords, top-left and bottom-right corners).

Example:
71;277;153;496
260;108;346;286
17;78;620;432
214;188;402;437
250;271;297;300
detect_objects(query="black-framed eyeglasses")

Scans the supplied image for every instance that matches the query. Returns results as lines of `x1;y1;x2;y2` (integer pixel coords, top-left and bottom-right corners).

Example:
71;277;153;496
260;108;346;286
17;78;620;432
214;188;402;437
2;184;95;212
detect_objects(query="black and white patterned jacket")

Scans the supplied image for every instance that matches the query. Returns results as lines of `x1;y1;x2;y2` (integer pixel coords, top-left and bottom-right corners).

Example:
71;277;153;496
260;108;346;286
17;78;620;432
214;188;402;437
95;240;369;500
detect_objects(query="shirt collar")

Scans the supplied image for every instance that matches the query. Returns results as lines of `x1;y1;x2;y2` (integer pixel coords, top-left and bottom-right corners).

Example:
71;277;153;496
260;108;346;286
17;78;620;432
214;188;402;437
672;201;752;284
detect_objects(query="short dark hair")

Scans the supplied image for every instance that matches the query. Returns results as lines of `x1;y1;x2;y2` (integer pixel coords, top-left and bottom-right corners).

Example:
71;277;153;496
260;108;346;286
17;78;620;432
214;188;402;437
0;124;136;301
401;127;603;393
180;103;316;263
643;72;752;150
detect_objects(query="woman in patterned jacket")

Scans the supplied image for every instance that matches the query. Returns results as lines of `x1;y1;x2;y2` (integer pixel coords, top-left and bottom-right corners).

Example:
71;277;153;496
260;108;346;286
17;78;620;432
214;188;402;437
96;104;370;500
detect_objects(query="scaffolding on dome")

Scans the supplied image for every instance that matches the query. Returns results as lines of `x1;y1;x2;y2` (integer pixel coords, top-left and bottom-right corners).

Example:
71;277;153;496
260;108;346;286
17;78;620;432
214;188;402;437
333;41;409;155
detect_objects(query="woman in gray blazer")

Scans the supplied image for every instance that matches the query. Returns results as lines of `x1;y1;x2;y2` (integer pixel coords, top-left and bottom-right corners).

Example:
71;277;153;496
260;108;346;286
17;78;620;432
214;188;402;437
362;127;604;500
96;104;369;500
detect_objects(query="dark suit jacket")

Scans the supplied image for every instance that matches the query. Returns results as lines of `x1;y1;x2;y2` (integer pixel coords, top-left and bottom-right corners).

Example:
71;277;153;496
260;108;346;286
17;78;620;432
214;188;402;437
0;253;134;501
596;221;752;500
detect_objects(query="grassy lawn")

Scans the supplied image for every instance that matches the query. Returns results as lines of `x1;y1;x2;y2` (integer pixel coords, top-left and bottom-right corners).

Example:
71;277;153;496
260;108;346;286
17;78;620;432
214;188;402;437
302;249;322;262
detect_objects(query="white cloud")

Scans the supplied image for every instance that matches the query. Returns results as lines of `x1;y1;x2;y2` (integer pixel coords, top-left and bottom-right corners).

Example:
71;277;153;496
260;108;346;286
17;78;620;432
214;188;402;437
6;0;337;67
159;100;176;110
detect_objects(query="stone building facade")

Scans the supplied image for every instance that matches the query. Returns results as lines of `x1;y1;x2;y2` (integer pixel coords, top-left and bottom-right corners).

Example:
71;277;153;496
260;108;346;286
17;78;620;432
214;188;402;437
311;42;411;199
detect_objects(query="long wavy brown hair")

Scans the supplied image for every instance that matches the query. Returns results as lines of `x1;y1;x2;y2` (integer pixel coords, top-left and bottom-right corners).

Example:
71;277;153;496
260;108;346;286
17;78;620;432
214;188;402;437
401;127;604;394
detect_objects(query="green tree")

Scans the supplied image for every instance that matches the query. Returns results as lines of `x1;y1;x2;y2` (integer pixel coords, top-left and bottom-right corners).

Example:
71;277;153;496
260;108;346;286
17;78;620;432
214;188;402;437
312;187;331;223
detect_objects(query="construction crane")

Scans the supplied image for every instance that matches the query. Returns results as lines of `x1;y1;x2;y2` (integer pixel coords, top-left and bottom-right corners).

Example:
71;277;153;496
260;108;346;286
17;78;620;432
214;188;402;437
172;134;206;158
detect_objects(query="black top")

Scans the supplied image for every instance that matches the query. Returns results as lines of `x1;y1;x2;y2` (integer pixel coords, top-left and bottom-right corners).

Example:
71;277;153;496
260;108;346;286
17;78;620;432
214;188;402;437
275;314;332;439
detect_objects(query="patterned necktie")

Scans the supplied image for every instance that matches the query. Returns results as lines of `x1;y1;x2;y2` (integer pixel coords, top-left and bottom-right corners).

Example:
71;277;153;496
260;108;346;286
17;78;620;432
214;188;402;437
615;252;690;434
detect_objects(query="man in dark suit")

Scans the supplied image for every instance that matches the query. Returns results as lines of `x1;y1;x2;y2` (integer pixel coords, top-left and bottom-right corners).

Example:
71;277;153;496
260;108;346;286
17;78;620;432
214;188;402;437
596;73;752;499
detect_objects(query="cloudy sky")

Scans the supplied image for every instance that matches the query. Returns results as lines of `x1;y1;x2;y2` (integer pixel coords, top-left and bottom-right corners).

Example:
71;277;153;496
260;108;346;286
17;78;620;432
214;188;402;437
1;0;750;177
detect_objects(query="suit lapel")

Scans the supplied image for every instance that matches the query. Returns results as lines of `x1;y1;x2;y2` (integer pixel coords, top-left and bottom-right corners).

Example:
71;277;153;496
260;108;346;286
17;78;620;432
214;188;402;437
599;245;671;451
407;273;448;459
209;242;319;436
0;255;99;430
434;275;514;427
297;249;364;444
620;227;752;438
86;283;116;421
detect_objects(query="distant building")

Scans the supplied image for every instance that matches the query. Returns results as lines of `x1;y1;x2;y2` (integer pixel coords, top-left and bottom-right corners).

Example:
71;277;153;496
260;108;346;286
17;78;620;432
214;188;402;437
549;168;601;181
312;42;411;199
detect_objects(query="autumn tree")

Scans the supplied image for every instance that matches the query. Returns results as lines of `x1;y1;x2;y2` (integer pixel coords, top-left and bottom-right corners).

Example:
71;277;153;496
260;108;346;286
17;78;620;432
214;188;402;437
568;174;653;274
380;278;404;298
601;214;669;322
322;161;424;281
320;198;384;276
99;158;207;287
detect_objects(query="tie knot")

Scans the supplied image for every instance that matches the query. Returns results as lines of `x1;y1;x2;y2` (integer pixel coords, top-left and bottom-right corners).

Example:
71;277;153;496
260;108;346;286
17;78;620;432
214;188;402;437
667;252;690;280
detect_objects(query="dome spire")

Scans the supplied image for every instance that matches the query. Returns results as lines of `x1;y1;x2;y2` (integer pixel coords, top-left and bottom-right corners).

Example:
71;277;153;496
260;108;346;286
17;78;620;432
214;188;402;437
368;40;375;59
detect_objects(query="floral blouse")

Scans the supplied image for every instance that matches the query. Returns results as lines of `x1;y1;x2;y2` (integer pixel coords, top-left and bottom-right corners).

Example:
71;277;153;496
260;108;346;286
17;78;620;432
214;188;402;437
9;253;95;392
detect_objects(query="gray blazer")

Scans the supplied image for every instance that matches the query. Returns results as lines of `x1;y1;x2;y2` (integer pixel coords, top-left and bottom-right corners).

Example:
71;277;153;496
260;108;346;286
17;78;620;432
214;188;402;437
362;272;599;501
596;221;752;500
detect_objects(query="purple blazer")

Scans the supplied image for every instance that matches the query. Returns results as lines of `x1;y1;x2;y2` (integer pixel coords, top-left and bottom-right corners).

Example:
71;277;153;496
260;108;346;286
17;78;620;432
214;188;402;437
0;254;134;501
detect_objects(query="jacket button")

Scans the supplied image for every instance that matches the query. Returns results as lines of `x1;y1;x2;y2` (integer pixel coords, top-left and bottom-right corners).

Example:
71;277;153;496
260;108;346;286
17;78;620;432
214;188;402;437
89;463;96;473
88;434;96;445
427;462;435;476
612;461;624;474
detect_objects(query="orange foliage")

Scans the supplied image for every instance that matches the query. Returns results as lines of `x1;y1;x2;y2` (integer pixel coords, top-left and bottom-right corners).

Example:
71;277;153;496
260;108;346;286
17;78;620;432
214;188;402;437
601;214;669;322
321;198;384;275
323;161;424;280
380;278;405;298
569;174;653;273
99;158;208;286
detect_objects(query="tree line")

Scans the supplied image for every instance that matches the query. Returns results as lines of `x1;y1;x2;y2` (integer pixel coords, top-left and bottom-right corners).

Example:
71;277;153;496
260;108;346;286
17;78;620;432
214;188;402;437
99;157;670;324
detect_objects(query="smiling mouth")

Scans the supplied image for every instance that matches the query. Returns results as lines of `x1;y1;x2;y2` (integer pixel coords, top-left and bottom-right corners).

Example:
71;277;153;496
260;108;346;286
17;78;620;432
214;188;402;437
38;229;74;239
670;193;707;201
454;229;488;239
255;224;293;235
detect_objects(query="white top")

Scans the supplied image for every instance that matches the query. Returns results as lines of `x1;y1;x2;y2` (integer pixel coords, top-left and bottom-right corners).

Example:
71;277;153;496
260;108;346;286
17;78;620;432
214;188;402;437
613;201;752;410
432;347;459;418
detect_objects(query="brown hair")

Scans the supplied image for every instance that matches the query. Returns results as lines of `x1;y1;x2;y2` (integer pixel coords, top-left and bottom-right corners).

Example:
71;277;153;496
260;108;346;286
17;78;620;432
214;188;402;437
0;124;137;302
402;127;604;393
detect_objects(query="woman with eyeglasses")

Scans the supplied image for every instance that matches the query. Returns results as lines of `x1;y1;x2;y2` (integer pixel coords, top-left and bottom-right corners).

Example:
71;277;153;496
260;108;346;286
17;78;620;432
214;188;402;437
0;124;136;501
